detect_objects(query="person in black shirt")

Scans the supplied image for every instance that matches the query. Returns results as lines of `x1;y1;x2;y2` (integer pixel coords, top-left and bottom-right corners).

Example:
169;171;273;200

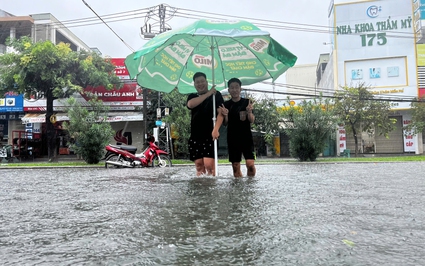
213;77;256;177
187;72;224;176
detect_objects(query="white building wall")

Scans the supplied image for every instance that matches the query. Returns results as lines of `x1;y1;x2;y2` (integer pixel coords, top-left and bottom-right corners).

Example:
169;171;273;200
333;0;416;109
318;54;335;97
285;64;317;100
329;0;423;154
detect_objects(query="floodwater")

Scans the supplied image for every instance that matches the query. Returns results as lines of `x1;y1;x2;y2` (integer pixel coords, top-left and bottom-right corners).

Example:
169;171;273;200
0;162;424;265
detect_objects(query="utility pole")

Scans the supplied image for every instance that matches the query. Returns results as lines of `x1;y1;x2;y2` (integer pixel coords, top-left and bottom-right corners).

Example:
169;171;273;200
140;4;174;157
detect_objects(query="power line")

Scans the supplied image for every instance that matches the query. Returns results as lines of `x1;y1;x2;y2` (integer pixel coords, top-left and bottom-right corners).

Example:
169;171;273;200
81;0;134;52
258;81;421;103
244;85;421;103
0;4;417;42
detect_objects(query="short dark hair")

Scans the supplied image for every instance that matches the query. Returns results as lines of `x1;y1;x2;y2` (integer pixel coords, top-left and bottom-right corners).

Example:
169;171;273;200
227;77;241;88
193;72;206;82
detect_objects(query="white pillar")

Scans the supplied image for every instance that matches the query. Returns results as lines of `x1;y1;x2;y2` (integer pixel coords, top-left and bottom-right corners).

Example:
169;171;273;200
50;24;56;43
10;27;16;39
6;27;17;53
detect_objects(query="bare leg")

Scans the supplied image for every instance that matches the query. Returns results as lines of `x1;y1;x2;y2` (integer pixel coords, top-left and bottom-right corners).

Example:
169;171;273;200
194;158;206;176
246;159;256;177
232;162;243;177
203;157;215;176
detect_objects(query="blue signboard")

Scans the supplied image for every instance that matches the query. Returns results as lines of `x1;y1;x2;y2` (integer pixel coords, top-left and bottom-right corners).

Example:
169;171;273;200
415;0;425;19
0;95;24;112
422;2;425;19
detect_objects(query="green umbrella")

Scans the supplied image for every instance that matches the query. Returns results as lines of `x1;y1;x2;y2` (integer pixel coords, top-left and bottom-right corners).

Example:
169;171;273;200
125;19;297;93
125;19;297;175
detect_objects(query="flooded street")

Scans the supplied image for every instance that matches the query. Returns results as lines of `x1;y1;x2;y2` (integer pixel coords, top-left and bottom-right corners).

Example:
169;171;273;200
1;162;424;265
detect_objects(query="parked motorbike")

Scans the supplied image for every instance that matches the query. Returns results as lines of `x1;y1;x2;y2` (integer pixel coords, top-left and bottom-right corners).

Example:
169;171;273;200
104;135;172;168
0;144;18;163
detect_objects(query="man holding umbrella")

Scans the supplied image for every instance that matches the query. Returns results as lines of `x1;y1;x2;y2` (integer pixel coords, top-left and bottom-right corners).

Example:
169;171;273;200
187;72;224;176
124;19;297;176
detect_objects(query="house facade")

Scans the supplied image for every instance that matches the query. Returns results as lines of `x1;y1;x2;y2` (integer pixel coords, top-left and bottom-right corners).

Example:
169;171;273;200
0;10;146;158
318;0;424;155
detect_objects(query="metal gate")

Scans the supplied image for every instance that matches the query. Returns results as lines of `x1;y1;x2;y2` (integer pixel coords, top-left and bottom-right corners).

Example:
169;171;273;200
374;116;404;153
345;116;404;154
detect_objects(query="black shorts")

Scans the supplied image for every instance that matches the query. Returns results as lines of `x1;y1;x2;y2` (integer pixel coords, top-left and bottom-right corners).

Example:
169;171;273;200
228;142;255;163
188;138;215;161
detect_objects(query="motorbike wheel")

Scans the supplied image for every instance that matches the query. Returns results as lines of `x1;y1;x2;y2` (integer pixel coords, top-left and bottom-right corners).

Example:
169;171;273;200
105;154;125;168
151;154;172;168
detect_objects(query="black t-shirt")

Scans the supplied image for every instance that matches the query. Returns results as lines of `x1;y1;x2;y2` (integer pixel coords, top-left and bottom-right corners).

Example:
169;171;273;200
224;98;253;145
187;91;224;140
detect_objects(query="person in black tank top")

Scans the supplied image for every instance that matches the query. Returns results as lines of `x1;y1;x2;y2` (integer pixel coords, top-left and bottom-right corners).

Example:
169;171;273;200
212;78;256;177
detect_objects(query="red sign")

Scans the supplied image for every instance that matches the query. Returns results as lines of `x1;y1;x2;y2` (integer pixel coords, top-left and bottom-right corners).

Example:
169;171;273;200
82;58;143;102
84;83;143;102
111;58;129;78
419;88;425;98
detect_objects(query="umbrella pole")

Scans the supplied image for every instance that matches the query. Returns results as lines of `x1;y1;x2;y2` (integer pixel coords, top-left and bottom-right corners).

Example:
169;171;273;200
211;39;218;177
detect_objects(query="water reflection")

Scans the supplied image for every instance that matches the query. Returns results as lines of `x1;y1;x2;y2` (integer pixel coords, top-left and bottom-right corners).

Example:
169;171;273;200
138;177;264;264
0;163;425;265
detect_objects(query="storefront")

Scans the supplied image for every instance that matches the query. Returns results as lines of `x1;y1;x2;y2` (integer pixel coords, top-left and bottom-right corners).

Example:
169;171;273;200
3;58;150;158
18;111;144;156
331;0;423;155
0;94;24;142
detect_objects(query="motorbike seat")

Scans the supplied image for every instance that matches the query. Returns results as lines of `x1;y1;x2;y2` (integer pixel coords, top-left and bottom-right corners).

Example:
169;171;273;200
110;144;137;153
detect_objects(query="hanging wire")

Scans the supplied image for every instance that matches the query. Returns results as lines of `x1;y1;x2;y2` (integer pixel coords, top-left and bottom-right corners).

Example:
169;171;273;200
81;0;134;52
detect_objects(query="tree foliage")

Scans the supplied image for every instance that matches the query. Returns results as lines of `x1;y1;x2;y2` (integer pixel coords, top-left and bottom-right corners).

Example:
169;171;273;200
251;95;282;155
333;84;395;156
0;37;120;160
280;97;338;161
62;96;114;164
161;90;190;157
404;96;425;135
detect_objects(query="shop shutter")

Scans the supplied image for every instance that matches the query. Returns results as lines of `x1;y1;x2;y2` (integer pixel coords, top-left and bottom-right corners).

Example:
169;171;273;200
345;116;404;154
374;116;404;153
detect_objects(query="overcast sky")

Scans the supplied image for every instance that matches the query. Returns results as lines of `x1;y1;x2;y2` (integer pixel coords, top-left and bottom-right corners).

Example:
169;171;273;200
1;0;332;65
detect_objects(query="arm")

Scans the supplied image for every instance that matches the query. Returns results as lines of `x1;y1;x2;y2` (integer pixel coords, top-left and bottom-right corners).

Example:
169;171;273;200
246;100;255;123
223;110;229;126
187;86;216;109
247;111;255;123
212;104;228;140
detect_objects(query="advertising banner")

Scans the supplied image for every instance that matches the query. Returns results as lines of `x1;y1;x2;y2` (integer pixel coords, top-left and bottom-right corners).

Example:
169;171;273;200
402;114;417;152
0;95;24;112
417;44;425;66
335;0;417;109
82;58;143;104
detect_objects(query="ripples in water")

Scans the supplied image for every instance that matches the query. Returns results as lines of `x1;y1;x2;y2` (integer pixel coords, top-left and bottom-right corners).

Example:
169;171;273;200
0;162;424;265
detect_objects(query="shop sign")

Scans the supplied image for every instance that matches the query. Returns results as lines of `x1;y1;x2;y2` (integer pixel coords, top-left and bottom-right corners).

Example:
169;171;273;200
403;118;417;152
0;95;24;112
82;58;144;103
338;125;347;153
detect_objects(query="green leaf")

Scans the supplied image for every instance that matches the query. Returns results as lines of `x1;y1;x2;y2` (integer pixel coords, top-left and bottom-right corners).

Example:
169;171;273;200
342;239;355;247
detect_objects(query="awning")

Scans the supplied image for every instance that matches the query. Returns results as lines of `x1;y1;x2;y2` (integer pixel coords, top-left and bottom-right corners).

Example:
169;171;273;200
21;113;69;124
21;112;143;124
103;112;143;122
21;113;47;124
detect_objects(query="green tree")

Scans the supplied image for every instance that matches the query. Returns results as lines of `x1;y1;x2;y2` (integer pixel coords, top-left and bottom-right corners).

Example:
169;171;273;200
0;37;120;161
404;96;425;135
280;97;338;161
333;84;395;157
162;90;190;157
62;96;114;164
251;95;282;155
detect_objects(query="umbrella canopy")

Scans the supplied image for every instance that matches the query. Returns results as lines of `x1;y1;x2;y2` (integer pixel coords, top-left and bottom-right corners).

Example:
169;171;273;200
125;19;297;176
125;19;297;93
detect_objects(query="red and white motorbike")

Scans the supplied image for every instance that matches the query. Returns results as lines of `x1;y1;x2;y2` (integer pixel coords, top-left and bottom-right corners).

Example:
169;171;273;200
104;135;171;168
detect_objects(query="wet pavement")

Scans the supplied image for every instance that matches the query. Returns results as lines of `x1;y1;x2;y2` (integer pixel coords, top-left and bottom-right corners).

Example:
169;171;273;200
0;162;424;265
